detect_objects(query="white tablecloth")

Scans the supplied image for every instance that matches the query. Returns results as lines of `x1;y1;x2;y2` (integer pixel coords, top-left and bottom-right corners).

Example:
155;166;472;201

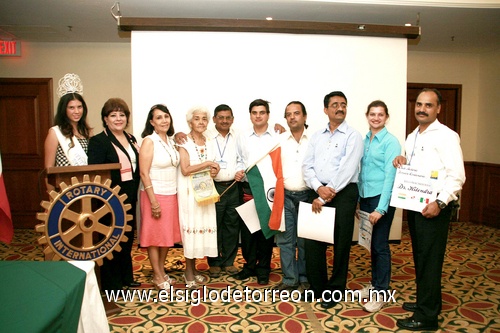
69;261;110;333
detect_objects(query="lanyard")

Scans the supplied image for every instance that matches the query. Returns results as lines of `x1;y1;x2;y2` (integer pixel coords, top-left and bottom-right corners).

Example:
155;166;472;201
216;133;230;160
408;130;419;165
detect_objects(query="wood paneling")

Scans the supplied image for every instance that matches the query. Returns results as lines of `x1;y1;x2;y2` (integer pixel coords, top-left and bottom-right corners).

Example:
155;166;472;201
460;162;500;228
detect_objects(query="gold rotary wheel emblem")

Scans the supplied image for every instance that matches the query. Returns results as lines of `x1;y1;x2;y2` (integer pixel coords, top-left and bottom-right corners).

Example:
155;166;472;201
36;174;132;265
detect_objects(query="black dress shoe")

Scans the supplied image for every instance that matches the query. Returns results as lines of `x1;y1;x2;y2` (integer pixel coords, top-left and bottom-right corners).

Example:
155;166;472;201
300;289;316;302
320;300;338;309
234;270;253;280
396;317;438;331
403;302;418;312
128;281;141;287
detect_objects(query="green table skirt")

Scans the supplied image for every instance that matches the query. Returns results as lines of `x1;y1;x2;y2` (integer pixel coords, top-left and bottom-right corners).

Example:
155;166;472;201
0;261;86;333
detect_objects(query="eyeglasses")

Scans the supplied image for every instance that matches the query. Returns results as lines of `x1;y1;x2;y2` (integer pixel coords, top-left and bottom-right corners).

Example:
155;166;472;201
329;102;347;109
216;116;234;121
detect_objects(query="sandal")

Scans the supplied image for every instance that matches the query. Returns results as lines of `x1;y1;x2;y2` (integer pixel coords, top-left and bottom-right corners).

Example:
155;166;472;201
194;272;206;283
183;274;199;289
164;274;176;285
153;279;171;292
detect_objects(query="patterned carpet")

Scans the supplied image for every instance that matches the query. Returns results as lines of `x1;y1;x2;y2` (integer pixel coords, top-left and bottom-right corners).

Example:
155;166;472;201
1;221;500;333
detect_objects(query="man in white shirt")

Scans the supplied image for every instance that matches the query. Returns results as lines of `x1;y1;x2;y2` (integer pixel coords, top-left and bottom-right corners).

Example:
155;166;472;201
234;99;281;285
207;104;245;278
274;101;310;291
394;88;465;331
302;91;364;308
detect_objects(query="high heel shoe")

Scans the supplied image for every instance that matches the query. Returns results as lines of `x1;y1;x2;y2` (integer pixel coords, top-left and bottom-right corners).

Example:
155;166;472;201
164;274;176;285
152;279;171;292
194;274;205;283
193;271;206;283
183;274;199;289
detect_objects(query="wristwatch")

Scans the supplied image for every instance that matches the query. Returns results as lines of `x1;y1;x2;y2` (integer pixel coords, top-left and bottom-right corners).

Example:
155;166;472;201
435;199;447;209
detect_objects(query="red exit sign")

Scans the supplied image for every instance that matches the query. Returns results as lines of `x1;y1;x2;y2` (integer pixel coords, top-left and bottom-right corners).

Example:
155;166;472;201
0;40;21;56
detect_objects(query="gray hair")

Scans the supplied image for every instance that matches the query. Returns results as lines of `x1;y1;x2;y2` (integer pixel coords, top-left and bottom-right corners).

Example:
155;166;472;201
186;105;211;125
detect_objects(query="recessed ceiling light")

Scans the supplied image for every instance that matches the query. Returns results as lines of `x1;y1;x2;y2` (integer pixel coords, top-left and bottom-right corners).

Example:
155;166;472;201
266;17;273;21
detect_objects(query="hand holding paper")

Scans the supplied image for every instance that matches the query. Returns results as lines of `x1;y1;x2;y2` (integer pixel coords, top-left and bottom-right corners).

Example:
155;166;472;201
297;202;335;244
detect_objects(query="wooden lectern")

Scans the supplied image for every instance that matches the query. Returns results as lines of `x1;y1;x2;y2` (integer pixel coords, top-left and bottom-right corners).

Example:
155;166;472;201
45;163;121;191
41;163;124;316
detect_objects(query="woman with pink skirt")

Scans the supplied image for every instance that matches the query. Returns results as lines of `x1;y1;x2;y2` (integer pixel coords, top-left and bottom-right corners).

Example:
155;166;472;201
139;104;181;291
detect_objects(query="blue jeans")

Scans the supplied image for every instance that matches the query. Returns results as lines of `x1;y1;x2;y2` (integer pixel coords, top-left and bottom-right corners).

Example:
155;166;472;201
359;195;395;292
275;189;309;286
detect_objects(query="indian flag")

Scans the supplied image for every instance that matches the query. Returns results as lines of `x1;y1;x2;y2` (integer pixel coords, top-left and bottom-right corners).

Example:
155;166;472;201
0;151;13;244
246;145;285;239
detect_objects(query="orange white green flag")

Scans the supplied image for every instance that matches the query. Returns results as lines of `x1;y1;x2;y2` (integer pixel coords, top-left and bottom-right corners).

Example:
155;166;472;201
245;144;284;239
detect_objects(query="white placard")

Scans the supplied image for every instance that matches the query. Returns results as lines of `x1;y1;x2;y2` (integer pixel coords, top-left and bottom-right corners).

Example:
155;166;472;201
297;201;335;244
390;165;438;212
235;199;261;234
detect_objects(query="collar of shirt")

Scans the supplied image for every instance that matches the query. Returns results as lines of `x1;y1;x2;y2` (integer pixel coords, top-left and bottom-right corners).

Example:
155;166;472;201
249;126;277;138
206;127;236;139
281;127;308;143
366;126;388;142
323;120;348;135
413;119;441;135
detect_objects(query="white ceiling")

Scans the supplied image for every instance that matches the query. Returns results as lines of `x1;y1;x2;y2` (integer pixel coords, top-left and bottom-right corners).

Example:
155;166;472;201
0;0;499;53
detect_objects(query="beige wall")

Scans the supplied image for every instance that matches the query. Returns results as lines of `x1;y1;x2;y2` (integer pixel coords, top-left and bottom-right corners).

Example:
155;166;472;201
0;42;132;135
407;51;480;161
1;41;499;163
477;49;500;163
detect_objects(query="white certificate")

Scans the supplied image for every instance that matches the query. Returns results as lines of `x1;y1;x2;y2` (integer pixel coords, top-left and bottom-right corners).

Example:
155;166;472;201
235;199;286;234
297;202;335;244
236;199;261;234
390;165;438;212
357;210;373;253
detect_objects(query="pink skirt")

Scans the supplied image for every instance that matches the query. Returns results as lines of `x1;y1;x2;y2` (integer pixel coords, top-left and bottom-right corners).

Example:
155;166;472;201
139;191;182;247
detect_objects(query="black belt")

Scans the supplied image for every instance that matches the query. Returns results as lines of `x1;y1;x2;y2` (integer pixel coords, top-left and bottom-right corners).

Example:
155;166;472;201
285;189;309;194
214;180;234;186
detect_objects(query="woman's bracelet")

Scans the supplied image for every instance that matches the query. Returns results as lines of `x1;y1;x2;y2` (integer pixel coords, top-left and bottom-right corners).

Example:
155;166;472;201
144;185;153;190
151;204;160;210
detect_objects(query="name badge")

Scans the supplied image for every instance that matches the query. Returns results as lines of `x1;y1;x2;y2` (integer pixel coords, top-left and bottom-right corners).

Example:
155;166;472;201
218;160;228;169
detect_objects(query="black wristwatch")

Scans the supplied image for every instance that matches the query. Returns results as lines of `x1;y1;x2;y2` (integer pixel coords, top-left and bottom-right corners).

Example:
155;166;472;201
436;199;447;209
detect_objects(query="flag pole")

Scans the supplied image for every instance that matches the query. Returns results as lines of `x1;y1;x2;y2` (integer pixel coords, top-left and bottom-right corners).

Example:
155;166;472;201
244;142;280;173
220;142;280;198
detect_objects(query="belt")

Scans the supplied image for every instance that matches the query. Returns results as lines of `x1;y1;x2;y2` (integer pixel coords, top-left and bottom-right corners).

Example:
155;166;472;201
214;180;235;186
285;189;309;194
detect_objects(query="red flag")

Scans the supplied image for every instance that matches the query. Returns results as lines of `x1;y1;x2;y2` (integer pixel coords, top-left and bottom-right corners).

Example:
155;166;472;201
0;152;13;244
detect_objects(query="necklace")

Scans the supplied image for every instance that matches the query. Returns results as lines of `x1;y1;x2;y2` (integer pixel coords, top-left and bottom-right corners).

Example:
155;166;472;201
157;133;179;166
194;143;207;162
190;134;207;162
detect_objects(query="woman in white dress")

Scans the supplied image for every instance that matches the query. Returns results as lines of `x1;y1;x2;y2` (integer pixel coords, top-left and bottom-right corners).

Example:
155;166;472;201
177;106;220;288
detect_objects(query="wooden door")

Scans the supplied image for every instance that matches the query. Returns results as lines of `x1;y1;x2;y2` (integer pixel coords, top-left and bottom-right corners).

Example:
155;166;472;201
0;78;53;229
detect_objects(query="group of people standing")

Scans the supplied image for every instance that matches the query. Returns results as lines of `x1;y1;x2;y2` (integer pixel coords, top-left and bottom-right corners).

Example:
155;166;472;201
45;73;465;332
